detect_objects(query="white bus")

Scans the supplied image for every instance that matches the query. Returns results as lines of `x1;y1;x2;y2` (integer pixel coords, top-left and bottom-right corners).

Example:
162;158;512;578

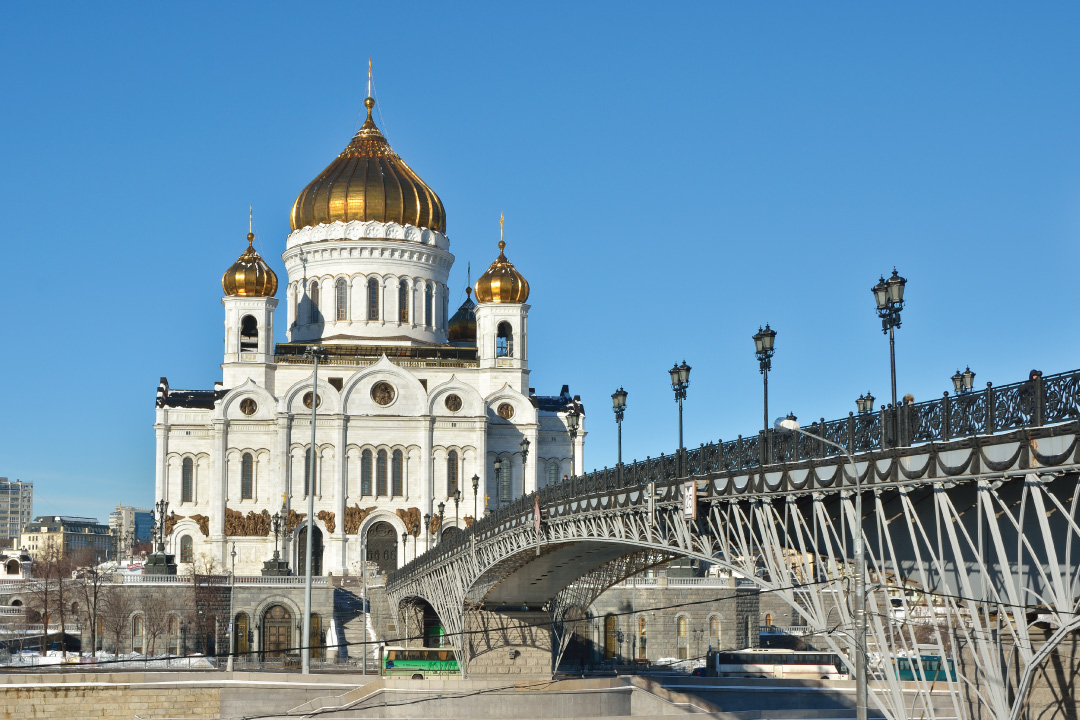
706;649;849;679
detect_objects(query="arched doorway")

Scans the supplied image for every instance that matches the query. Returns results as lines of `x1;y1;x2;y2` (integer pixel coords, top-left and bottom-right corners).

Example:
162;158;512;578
366;521;398;575
235;612;250;659
262;605;293;658
604;614;618;659
296;525;323;576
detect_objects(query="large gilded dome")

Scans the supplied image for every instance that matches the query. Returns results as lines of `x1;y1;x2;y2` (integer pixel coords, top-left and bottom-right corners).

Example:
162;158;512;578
475;240;529;304
223;232;278;297
290;97;446;232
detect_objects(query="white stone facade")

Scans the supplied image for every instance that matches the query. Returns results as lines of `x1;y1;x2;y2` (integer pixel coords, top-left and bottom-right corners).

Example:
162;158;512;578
155;220;586;577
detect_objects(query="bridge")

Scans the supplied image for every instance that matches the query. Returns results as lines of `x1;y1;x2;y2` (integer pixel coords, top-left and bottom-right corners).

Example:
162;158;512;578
387;367;1080;720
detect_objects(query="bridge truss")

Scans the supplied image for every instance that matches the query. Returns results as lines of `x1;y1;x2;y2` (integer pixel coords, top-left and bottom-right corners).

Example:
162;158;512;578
389;371;1080;720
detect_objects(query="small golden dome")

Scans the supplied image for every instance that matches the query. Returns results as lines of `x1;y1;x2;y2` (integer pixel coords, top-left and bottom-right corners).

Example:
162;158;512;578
475;240;529;304
223;232;278;297
290;96;446;232
448;286;477;343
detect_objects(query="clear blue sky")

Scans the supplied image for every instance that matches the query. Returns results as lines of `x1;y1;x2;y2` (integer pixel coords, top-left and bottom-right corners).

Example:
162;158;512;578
2;3;1078;524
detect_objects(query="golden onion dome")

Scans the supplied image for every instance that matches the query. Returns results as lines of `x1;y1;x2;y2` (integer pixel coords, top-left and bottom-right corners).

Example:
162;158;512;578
223;232;278;297
290;97;446;233
475;240;530;304
448;286;477;343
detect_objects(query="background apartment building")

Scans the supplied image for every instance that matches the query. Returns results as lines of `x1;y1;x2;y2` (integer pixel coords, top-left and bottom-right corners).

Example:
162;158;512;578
0;479;33;547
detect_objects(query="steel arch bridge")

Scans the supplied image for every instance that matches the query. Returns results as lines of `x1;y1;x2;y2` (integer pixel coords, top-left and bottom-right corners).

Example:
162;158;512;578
388;368;1080;720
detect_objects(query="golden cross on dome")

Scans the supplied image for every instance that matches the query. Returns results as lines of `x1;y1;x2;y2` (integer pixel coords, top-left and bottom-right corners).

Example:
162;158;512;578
499;213;504;243
367;57;372;98
249;204;253;235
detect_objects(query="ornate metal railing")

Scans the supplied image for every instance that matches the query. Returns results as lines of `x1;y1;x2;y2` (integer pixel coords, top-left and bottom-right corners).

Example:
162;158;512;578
389;367;1080;585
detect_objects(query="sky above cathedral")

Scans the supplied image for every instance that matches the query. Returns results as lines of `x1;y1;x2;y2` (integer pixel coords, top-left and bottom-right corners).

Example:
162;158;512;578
2;3;1079;525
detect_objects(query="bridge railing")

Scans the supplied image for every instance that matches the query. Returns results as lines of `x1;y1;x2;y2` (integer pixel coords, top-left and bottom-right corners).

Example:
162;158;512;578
388;366;1080;584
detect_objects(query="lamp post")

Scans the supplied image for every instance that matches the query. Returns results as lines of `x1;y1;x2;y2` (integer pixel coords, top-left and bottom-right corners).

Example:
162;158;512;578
402;531;409;565
872;269;907;411
154;499;169;554
411;523;420;561
752;325;777;438
227;543;236;672
437;502;446;543
775;414;866;720
668;361;691;477
424;512;431;549
453;489;461;531
611;388;627;483
301;344;325;675
566;411;579;478
520;437;530;494
952;367;976;394
493;458;504;505
471;474;479;522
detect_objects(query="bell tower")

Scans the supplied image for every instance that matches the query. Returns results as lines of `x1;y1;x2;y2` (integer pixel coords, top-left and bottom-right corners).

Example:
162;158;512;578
473;219;531;394
221;210;279;389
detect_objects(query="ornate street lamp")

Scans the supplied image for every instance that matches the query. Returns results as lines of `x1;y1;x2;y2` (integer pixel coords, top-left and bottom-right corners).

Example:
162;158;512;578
611;387;628;482
872;269;907;410
471;474;480;522
402;531;409;563
669;361;691;477
437;502;446;543
493;457;504;506
423;512;431;546
227;543;237;671
453;489;461;531
752;325;777;438
520;438;530;494
411;523;420;561
855;392;875;414
952;367;976;394
565;411;580;478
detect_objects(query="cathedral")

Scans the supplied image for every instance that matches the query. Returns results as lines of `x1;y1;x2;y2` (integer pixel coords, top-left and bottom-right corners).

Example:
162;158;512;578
153;89;586;577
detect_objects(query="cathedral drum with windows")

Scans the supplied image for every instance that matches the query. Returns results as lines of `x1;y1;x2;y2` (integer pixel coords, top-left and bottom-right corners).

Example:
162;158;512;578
153;89;586;577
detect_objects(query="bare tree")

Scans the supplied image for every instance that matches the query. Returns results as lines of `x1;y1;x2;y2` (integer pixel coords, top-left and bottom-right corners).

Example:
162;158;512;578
72;549;112;658
28;539;62;656
143;589;171;656
186;554;224;657
101;585;133;659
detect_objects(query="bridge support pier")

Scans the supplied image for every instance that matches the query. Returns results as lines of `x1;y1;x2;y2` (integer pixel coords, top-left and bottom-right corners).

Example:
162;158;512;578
464;609;553;676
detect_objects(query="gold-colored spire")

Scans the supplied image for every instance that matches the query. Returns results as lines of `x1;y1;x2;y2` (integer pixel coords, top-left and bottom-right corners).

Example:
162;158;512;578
474;216;530;304
289;68;445;233
223;207;278;297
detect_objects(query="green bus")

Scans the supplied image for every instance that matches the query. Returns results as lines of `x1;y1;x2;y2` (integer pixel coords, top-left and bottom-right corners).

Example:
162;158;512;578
381;646;460;678
893;655;956;682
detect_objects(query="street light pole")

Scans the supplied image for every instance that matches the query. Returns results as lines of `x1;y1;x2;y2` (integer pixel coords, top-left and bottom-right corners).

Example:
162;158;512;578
668;361;691;477
302;344;324;675
752;325;777;438
453;489;461;531
471;475;479;522
520;438;530;494
565;411;579;478
872;269;907;411
775;414;866;720
437;502;446;544
611;388;627;484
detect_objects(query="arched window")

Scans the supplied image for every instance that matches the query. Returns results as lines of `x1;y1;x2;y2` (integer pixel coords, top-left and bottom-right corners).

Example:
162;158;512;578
676;615;688;660
447;450;459;496
168;615;181;655
392;450;404;497
240;315;258;352
764;613;773;628
361;450;372;496
425;285;433;328
181;458;193;503
376;450;388;496
546;462;558;488
335;278;347;321
304;448;317;496
367;277;379;320
708;615;721;649
132;615;145;654
638;617;647;659
398;280;409;323
180;535;193;563
499;458;511;504
496;322;513;357
604;614;618;659
309;281;320;324
241;453;254;500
